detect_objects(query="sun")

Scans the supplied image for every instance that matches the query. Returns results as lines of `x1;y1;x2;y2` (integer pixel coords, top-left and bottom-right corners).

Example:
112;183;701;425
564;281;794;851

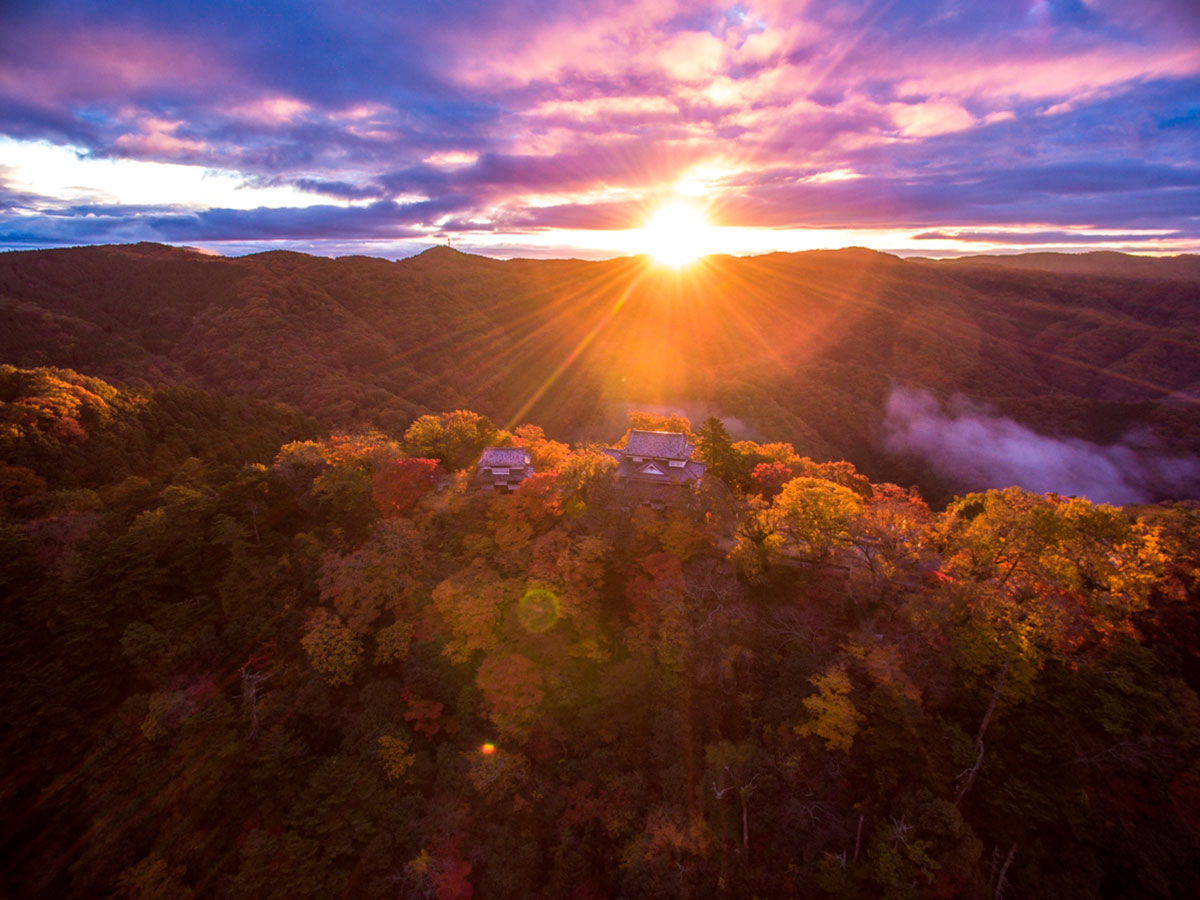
638;200;717;267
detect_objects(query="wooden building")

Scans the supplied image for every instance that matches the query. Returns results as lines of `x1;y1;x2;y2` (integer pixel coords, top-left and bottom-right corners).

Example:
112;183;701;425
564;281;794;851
476;447;534;492
603;429;706;506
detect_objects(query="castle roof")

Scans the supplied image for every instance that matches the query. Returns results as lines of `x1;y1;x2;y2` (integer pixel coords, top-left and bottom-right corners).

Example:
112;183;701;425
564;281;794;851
478;447;531;469
622;429;693;460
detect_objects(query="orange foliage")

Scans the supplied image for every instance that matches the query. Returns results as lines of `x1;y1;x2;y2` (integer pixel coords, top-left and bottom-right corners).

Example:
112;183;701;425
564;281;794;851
432;562;514;663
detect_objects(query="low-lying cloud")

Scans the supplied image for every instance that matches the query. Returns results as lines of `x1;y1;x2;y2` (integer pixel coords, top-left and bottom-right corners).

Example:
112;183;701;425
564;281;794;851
882;386;1200;505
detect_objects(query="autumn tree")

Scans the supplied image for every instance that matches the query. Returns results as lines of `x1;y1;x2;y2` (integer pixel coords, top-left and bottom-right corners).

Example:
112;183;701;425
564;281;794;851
625;410;696;441
924;488;1169;806
512;423;570;471
403;410;500;471
475;652;545;738
749;460;793;500
796;664;863;753
318;517;428;635
762;476;864;564
847;483;933;611
372;457;444;516
433;561;520;663
300;609;363;686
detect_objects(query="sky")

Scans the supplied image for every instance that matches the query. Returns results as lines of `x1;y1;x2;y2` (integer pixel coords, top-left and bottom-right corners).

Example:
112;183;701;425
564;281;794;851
1;0;1198;260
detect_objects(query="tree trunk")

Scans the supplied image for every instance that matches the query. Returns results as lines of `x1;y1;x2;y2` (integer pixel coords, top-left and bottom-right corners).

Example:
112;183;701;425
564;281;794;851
240;666;268;739
741;789;749;851
955;650;1009;807
994;843;1016;900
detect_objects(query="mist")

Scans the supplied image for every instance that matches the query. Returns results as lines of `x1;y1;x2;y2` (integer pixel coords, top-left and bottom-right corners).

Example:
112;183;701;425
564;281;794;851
882;386;1200;505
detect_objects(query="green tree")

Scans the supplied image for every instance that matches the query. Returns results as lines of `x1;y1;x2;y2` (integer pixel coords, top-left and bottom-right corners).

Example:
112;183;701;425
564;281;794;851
696;416;744;487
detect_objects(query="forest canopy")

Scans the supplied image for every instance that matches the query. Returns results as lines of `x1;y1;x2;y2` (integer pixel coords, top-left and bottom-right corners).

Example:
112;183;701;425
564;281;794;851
1;366;1198;899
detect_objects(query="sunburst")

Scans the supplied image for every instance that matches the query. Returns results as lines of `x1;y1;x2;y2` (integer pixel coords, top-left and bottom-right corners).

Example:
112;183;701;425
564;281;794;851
637;200;719;267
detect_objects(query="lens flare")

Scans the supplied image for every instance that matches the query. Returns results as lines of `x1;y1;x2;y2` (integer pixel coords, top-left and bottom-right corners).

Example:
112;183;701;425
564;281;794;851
517;587;561;633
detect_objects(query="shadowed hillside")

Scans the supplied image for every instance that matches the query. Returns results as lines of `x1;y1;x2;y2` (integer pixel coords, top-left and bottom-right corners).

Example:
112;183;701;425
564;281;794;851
2;242;1198;498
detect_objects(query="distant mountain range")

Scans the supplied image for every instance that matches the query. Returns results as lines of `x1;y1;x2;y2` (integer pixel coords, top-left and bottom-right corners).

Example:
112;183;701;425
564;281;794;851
931;250;1200;281
2;242;1198;498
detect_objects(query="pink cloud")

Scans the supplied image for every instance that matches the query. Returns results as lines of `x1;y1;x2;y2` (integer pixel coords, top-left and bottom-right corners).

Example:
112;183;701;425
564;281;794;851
226;96;312;124
113;128;208;158
888;101;976;138
0;26;220;108
893;43;1200;106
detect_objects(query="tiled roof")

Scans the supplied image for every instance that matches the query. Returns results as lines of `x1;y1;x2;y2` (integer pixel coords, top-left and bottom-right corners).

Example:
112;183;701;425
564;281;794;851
623;430;693;460
478;447;531;468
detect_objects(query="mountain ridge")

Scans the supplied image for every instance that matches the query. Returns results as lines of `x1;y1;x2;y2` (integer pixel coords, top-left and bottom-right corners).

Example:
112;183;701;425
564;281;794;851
2;242;1198;498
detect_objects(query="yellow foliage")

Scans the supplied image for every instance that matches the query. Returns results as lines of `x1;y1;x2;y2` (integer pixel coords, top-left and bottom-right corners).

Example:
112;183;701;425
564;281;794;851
408;848;431;875
766;477;863;561
141;692;176;741
660;510;708;560
432;561;514;663
375;620;414;665
797;664;862;752
140;691;192;741
932;488;1172;690
300;609;363;686
378;734;415;781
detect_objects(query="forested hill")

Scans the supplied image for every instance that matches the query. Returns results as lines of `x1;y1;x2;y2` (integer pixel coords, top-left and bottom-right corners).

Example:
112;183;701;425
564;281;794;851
2;243;1199;498
2;368;1199;898
932;251;1200;281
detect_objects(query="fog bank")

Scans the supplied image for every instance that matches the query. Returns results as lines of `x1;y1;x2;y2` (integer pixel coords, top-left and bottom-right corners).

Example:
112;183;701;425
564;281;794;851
882;386;1200;505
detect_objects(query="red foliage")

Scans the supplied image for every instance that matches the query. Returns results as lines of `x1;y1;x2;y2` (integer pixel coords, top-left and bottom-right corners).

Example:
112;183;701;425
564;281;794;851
871;481;928;509
626;552;685;629
435;860;473;900
402;691;445;737
641;552;685;585
508;471;563;524
25;511;99;567
242;641;276;672
559;780;606;827
750;461;793;499
372;457;443;516
49;415;88;443
429;839;474;900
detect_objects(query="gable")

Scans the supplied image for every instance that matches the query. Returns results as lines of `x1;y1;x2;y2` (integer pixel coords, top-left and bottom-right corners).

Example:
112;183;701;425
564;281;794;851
640;462;665;476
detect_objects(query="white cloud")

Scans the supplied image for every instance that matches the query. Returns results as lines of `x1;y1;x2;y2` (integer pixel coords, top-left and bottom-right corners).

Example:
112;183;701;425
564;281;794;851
0;137;338;210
